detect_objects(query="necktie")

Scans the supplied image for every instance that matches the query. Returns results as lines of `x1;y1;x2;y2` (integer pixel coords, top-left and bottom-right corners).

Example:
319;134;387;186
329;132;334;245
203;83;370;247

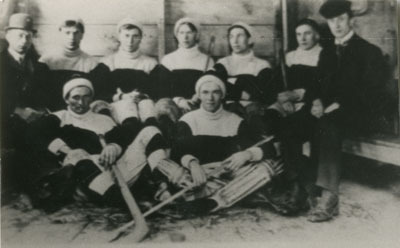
336;44;346;68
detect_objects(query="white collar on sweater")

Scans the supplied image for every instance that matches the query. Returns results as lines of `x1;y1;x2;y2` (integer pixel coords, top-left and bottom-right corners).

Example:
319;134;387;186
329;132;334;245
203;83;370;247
198;105;224;120
176;45;201;58
8;48;26;64
231;50;254;61
101;50;157;73
161;45;213;71
116;49;141;60
180;106;242;137
286;44;322;67
335;30;355;45
217;50;271;76
39;48;98;72
63;48;84;58
54;108;116;135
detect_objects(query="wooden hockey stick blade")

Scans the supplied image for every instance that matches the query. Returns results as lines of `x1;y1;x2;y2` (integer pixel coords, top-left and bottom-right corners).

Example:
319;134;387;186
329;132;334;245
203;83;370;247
111;186;191;242
99;136;149;242
111;135;275;241
111;165;149;242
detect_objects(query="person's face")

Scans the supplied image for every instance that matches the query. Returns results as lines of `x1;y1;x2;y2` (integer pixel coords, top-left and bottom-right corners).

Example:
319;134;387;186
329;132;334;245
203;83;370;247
65;86;93;114
60;26;83;51
5;29;33;54
199;82;223;113
229;27;251;55
296;24;319;50
327;13;352;39
119;27;142;53
176;24;197;49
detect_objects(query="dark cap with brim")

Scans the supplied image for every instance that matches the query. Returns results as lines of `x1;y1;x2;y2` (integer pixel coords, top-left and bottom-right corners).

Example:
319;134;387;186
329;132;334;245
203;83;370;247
319;0;352;19
5;13;36;33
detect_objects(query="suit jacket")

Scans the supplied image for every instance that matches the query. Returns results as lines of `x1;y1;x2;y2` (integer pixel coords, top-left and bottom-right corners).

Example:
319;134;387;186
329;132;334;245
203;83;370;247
0;49;50;148
316;34;389;132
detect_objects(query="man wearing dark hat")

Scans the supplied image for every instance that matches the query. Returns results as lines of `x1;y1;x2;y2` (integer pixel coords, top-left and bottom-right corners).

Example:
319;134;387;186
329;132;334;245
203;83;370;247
39;16;98;111
91;17;158;102
1;13;49;192
304;0;388;222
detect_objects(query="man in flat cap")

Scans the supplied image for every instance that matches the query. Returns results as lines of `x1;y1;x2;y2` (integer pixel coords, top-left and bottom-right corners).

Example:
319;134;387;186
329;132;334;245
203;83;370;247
213;22;278;114
39;17;98;111
1;13;49;191
303;0;389;222
91;17;158;102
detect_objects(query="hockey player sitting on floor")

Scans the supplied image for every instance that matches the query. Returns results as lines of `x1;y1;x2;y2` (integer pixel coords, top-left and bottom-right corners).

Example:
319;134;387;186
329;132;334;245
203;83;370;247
27;77;191;212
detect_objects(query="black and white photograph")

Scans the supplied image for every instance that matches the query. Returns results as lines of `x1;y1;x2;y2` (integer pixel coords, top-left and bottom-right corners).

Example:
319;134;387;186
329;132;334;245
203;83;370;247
0;0;399;247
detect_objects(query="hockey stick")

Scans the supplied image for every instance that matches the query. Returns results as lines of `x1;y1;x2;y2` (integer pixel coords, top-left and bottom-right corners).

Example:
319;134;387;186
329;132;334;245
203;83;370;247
99;136;149;242
110;135;274;241
204;36;215;72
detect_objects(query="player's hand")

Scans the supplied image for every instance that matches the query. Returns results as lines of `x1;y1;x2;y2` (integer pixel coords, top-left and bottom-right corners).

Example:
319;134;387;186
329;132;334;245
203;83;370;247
223;151;252;172
99;144;122;167
311;98;324;118
188;161;207;187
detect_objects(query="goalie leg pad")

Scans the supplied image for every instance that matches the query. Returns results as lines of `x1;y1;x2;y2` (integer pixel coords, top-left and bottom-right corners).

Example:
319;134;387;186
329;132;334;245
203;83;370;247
156;159;192;187
209;160;276;212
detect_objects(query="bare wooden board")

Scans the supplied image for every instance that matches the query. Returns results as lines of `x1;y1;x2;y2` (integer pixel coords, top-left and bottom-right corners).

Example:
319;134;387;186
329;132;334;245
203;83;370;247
342;136;400;166
165;0;279;25
27;0;163;24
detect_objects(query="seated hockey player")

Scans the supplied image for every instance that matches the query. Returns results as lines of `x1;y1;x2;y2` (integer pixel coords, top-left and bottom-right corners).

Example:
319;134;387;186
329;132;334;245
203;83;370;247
27;77;190;212
212;22;278;116
173;73;284;213
91;17;158;102
157;17;214;113
39;16;98;111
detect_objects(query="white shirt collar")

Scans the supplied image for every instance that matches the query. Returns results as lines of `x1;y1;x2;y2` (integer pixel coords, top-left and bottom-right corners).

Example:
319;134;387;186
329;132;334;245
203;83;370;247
8;48;26;64
335;30;355;45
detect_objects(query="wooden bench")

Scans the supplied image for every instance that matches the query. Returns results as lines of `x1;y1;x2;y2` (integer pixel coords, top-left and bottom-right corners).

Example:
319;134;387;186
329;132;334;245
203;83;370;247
342;134;400;166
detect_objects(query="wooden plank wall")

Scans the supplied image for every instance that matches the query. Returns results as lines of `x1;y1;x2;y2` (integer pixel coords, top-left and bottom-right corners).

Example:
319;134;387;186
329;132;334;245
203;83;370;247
26;0;162;57
21;0;279;62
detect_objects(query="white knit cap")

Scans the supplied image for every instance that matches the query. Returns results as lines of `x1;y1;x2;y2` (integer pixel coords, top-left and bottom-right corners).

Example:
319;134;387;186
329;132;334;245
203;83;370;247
63;78;94;99
174;17;200;40
229;21;255;45
195;74;226;98
117;17;143;34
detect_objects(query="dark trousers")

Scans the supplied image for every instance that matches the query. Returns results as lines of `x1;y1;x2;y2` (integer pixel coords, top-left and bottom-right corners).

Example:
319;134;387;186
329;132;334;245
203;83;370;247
265;107;344;193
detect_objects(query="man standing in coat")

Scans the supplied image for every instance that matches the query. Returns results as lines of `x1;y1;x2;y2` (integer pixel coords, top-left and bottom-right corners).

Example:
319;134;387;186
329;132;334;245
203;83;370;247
307;0;388;222
1;13;48;192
